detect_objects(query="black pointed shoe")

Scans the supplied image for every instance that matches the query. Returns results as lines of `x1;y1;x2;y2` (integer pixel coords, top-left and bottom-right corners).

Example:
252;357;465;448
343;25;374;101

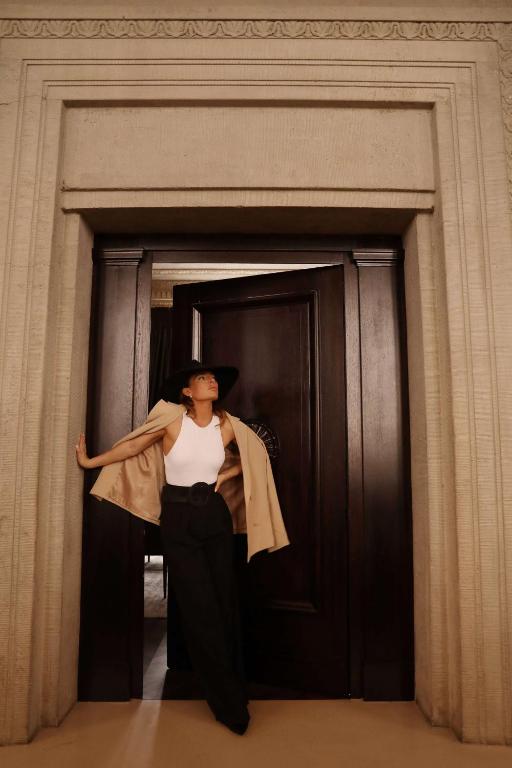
225;719;249;735
216;715;250;735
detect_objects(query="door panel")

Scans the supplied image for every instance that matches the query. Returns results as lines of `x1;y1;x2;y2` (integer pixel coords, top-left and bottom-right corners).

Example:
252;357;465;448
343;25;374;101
172;265;348;696
356;255;414;699
79;247;151;700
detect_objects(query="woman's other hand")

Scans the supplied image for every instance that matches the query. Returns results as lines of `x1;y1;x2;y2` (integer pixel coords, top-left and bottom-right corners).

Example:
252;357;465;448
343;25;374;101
75;433;91;469
215;460;243;492
215;471;228;493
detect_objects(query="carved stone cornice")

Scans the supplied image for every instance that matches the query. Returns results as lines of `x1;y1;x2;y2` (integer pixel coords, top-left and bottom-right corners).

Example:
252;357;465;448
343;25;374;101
0;19;507;41
1;18;511;210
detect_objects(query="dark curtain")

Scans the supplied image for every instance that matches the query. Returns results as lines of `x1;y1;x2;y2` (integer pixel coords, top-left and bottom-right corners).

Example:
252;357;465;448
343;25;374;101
145;306;174;555
146;305;191;670
148;307;174;410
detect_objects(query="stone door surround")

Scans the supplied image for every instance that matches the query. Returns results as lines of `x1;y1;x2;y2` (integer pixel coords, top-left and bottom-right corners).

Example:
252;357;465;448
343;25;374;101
0;10;511;747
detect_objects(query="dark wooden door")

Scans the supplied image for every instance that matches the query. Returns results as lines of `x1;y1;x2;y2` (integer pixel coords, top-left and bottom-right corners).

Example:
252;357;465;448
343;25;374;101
172;266;348;696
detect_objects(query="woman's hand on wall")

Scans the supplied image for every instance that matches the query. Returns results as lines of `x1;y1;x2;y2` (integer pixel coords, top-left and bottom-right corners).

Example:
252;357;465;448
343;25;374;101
75;427;167;469
75;433;92;469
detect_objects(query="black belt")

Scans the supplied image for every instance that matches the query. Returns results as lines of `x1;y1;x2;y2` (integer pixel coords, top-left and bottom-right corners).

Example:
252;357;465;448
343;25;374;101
162;481;217;507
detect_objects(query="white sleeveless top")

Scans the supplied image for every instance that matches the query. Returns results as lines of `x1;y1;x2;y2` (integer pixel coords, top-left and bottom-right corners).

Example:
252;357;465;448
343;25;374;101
164;412;226;486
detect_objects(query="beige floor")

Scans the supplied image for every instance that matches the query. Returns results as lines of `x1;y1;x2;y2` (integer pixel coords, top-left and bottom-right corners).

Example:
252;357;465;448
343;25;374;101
2;700;511;767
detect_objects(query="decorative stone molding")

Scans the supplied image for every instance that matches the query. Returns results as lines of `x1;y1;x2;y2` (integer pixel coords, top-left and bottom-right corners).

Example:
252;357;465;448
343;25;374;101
497;26;512;200
351;248;402;267
0;19;507;40
151;280;173;308
1;18;511;210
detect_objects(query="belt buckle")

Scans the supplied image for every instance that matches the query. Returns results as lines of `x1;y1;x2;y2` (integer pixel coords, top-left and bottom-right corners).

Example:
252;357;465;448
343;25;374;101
189;481;211;506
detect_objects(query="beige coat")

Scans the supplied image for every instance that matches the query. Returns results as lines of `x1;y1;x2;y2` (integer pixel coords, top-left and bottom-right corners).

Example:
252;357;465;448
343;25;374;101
89;399;290;563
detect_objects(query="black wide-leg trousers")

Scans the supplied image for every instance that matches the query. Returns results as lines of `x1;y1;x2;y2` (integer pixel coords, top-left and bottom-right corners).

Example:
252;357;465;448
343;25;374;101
160;483;249;725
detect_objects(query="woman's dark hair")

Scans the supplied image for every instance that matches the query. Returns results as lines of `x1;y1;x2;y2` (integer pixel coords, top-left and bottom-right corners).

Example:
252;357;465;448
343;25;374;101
179;372;227;427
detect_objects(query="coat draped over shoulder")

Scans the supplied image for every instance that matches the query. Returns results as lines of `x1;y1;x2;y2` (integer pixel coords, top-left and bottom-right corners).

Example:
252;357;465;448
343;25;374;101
89;399;290;563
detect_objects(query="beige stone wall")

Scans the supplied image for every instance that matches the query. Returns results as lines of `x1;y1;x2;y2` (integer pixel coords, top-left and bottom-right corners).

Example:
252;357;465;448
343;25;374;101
1;0;512;747
62;105;434;191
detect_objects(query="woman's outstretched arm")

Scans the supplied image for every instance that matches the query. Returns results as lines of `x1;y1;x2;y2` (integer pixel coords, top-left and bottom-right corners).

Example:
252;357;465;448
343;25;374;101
75;428;167;469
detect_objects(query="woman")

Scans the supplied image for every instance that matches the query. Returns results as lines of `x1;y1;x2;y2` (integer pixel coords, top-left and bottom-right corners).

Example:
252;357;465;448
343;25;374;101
75;360;252;735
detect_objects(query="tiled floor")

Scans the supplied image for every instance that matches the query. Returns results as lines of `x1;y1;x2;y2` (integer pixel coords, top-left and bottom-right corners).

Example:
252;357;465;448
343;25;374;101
2;699;511;767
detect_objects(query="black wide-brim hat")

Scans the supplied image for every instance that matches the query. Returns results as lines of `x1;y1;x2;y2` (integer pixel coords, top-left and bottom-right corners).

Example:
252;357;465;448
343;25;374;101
160;359;239;404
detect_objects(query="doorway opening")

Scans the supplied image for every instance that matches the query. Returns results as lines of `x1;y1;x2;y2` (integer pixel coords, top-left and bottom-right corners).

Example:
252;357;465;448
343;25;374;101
144;258;333;700
79;233;413;705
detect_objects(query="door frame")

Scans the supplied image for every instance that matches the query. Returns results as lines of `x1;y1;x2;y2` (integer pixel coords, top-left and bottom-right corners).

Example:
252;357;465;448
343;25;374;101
80;233;412;701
